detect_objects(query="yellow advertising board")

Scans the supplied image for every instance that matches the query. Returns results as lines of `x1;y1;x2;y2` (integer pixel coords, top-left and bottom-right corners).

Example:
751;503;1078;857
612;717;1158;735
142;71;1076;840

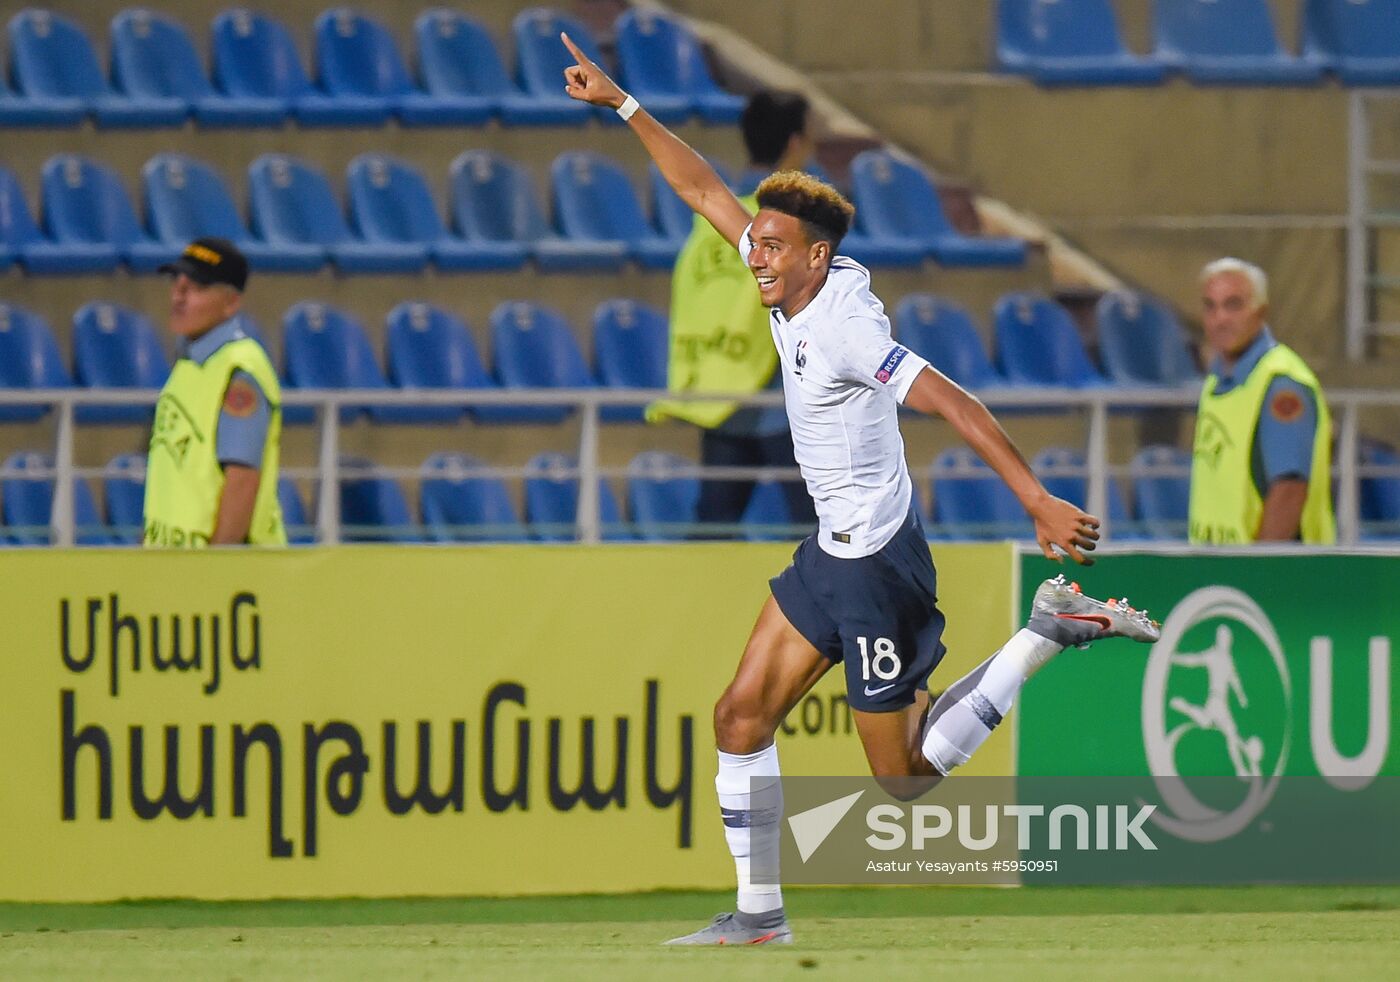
0;543;1015;901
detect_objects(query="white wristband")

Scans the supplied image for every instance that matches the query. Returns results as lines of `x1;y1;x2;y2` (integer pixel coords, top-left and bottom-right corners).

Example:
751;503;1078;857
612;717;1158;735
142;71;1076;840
616;94;640;121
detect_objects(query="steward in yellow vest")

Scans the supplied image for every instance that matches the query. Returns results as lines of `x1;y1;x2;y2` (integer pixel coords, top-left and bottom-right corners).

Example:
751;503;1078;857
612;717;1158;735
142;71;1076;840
144;238;285;547
1190;261;1334;544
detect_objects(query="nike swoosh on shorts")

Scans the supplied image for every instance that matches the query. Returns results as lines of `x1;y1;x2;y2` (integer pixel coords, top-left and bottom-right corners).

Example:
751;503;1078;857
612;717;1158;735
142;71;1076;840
863;683;896;697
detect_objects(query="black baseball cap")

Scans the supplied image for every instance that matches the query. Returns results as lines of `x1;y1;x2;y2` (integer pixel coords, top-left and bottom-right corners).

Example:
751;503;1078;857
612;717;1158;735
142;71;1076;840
158;237;249;292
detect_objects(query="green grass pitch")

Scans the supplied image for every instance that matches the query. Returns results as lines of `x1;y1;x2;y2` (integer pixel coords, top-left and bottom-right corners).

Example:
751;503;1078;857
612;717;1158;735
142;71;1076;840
1;886;1396;980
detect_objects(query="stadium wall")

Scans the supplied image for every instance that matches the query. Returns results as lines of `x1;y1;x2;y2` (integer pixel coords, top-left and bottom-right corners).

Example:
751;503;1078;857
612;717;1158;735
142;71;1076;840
0;543;1016;901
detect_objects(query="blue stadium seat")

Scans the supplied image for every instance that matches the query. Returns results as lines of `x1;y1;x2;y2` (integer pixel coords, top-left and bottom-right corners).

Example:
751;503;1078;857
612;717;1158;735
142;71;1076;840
72;302;170;424
449;150;611;272
523;451;629;541
248;154;423;274
627;451;699;541
616;9;744;124
0;302;72;422
414;9;540;125
385;301;518;424
100;10;197;125
1303;0;1400;85
142;153;322;272
2;451;108;545
21;157;115;273
313;8;474;126
420;452;529;543
211;9;365;126
205;9;292;124
39;154;179;273
277;476;316;544
593;299;668;423
1129;445;1191;540
894;295;1003;390
110;9;280;128
102;452;145;544
850;150;1026;267
1031;446;1133;534
511;8;600;126
310;9;397;126
282;302;396;425
337;457;420;543
996;0;1165;85
1155;0;1324;85
6;8;179;127
489;302;594;425
551;151;677;269
1359;440;1400;540
994;292;1106;388
612;11;693;124
1095;291;1200;386
348;153;510;272
929;447;1032;540
0;10;86;126
741;481;794;541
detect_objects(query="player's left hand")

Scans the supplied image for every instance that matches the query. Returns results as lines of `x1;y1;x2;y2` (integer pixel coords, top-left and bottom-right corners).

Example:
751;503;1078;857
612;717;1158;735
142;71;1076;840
560;32;626;109
1028;494;1100;566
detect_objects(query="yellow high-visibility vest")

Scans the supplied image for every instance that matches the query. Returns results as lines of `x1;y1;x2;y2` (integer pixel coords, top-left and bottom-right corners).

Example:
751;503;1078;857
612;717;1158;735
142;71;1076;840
143;336;285;547
1189;343;1334;544
647;195;776;428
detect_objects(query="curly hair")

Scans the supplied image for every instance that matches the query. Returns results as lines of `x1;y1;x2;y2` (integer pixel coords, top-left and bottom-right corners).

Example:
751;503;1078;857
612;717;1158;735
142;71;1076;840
755;170;855;250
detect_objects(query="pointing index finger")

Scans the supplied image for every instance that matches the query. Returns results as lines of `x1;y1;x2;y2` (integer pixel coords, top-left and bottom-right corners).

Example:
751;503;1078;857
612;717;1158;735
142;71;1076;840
560;32;591;67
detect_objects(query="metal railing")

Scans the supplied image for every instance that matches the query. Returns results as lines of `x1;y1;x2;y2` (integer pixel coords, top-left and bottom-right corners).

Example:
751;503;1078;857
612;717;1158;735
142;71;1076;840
2;385;1399;546
1347;89;1400;358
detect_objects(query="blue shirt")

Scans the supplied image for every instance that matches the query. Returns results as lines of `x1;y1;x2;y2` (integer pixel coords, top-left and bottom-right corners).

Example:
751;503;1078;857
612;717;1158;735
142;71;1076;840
177;316;271;470
1208;326;1317;489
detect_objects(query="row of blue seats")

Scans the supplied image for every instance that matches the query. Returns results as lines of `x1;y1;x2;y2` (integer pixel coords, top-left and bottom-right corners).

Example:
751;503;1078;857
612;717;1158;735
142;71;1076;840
0;297;664;426
0;289;1197;429
0;147;1024;275
10;441;1398;545
0;450;794;545
0;6;740;128
998;0;1400;86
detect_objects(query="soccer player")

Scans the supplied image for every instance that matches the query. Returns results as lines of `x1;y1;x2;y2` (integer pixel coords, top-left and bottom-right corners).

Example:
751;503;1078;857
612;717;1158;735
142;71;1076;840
560;36;1160;945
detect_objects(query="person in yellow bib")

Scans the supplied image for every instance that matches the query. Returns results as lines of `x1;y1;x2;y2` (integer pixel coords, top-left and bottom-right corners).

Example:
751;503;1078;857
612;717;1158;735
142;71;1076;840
1189;258;1334;545
143;238;285;547
647;91;818;537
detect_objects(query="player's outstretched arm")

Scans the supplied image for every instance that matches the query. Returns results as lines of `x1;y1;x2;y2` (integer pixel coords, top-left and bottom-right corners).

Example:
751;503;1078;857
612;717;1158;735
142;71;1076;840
903;367;1100;565
559;32;751;249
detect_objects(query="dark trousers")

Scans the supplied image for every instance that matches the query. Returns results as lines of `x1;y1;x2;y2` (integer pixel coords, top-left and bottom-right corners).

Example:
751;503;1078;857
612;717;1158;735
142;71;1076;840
696;428;817;532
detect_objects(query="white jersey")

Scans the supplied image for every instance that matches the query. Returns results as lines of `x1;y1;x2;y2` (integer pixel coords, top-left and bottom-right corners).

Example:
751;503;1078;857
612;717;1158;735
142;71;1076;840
739;228;930;558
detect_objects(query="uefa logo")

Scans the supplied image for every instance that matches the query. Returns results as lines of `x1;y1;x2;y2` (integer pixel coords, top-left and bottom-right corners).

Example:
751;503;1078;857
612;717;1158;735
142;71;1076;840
1140;587;1292;843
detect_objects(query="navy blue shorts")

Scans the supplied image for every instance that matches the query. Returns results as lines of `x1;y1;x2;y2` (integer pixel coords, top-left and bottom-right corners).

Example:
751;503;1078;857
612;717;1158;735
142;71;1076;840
769;507;947;712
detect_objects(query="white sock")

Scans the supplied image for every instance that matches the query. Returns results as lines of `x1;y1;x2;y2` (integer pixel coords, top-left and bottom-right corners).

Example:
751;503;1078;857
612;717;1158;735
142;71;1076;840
715;744;783;915
920;630;1063;774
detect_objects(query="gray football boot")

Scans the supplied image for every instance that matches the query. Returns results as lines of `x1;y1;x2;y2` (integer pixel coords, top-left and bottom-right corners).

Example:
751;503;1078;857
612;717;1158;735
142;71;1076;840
664;910;793;946
1027;574;1161;648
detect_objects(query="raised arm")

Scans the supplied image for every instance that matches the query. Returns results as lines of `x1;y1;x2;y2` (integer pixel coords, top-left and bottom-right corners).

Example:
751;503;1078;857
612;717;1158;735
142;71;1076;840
560;32;752;248
903;367;1100;565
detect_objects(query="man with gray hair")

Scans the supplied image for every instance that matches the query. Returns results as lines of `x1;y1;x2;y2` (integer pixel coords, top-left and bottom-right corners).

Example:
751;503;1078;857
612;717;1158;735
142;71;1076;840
1189;258;1334;544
